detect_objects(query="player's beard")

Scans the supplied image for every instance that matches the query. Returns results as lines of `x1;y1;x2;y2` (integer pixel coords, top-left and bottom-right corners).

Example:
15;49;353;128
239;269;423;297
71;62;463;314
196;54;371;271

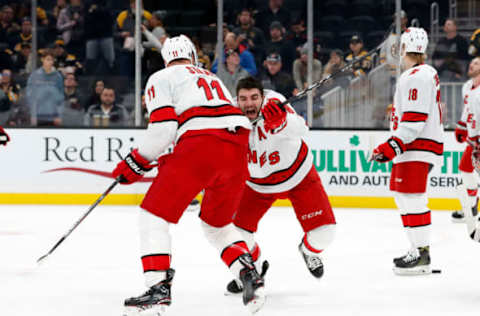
468;69;480;78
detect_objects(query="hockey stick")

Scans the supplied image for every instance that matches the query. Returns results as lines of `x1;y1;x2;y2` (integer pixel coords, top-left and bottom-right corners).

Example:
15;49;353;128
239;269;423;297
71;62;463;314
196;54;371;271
252;24;395;125
37;177;121;265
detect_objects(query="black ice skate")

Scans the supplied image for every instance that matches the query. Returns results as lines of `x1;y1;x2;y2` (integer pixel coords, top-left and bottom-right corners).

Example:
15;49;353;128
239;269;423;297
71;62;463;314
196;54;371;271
451;210;465;223
298;242;324;279
393;247;431;275
238;254;266;314
225;260;269;296
123;269;174;316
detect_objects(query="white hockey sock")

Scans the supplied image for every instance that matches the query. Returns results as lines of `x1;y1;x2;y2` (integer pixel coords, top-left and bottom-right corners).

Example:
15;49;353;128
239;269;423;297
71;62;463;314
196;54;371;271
139;209;172;287
200;221;249;278
301;224;336;255
394;193;430;249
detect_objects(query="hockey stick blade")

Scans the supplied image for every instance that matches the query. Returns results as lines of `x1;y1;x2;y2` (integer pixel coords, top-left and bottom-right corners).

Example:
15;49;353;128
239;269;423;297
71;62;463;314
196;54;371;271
37;178;120;265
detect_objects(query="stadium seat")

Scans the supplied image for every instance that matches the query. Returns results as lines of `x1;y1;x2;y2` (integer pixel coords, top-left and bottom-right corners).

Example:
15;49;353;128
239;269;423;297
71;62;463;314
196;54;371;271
324;0;347;17
284;0;306;11
163;11;179;27
166;26;199;38
314;31;336;49
347;16;378;35
154;1;185;10
350;0;376;16
200;26;217;44
316;15;346;32
366;30;389;50
179;10;205;27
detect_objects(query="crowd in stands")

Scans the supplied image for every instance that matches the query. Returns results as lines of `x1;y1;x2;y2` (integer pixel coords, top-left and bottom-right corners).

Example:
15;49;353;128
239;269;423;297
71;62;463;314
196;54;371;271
0;0;476;128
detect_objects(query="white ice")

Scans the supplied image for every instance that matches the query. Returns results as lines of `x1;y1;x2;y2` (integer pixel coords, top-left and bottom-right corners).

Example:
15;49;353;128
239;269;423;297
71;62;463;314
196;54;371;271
1;205;479;316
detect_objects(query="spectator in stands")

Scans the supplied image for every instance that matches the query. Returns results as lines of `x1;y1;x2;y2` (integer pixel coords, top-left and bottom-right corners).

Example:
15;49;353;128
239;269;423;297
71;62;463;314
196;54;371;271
1;69;19;104
0;73;10;125
84;0;115;74
61;72;85;127
259;52;296;99
255;0;291;40
0;42;12;72
223;0;256;25
216;48;250;96
293;44;322;91
53;0;67;20
84;87;129;127
287;17;307;53
345;34;371;77
9;17;33;52
0;5;20;44
12;41;31;74
211;32;257;76
468;29;480;57
85;79;104;111
265;21;296;73
146;10;166;40
26;51;64;126
394;10;409;33
233;8;265;67
432;18;469;81
192;37;211;70
323;49;347;79
53;39;83;76
115;0;152;77
56;0;85;58
141;11;166;76
13;2;49;26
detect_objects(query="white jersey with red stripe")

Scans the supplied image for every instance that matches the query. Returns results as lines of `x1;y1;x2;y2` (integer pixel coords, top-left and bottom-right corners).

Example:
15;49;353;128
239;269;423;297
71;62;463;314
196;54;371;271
144;64;251;142
246;89;313;193
463;80;480;143
390;63;444;165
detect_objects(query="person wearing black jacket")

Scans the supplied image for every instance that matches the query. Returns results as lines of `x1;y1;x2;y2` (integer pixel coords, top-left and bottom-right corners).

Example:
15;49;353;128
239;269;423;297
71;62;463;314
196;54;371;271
84;0;114;74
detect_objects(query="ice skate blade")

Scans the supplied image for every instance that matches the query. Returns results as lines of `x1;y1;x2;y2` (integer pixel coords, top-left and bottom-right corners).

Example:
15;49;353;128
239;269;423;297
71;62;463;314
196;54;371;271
186;203;200;213
451;217;465;223
224;289;242;296
393;265;432;276
123;304;167;316
246;287;266;314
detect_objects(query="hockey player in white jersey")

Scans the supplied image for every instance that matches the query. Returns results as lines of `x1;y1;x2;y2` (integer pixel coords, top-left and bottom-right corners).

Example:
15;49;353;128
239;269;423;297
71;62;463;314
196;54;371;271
451;58;480;222
459;57;480;241
371;27;444;275
225;77;336;295
112;35;265;315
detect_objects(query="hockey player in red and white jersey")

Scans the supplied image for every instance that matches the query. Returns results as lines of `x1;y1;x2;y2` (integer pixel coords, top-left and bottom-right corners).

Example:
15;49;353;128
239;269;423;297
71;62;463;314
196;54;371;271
225;77;336;295
0;126;9;146
371;27;444;275
459;57;480;241
112;35;265;315
451;58;480;223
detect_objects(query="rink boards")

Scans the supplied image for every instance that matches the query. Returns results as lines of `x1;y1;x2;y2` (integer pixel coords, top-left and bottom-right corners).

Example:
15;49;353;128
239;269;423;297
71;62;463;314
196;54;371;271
0;128;466;209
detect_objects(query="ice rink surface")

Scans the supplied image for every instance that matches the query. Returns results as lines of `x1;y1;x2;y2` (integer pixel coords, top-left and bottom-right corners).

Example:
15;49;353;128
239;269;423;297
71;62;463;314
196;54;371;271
1;204;479;316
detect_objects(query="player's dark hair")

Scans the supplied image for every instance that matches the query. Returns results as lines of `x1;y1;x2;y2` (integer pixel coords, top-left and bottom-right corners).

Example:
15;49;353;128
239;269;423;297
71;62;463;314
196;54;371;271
236;76;264;97
406;52;425;64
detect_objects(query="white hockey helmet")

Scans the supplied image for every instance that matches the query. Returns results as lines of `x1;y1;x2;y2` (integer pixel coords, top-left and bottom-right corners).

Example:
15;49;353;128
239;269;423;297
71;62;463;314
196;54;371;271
400;27;429;55
161;34;198;66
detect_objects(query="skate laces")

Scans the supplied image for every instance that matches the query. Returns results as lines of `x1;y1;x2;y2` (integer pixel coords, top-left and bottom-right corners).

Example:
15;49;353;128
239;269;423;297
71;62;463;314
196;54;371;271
306;254;323;270
402;249;419;263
